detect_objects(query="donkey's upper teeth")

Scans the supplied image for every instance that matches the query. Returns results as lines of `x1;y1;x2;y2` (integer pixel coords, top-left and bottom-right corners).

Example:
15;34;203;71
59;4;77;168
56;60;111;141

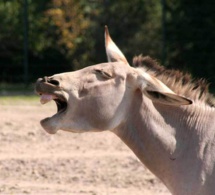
40;94;54;104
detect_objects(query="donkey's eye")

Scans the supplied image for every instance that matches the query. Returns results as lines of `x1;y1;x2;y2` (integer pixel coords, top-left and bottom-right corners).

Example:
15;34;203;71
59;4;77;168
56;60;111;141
94;69;112;79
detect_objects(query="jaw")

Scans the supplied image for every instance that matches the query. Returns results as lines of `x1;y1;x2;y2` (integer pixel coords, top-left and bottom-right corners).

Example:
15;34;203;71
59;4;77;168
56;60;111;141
40;94;69;134
35;80;69;134
40;109;65;134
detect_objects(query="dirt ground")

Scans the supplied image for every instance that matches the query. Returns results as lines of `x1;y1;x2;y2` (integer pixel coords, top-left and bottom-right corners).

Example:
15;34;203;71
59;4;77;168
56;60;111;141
0;99;170;195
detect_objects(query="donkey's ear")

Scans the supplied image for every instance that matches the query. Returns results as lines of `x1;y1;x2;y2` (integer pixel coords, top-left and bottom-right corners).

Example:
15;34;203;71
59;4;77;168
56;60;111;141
144;90;192;106
104;26;128;64
135;69;192;106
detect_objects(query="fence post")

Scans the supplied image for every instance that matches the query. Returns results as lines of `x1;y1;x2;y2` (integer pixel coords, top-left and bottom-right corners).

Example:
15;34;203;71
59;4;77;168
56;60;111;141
23;0;29;86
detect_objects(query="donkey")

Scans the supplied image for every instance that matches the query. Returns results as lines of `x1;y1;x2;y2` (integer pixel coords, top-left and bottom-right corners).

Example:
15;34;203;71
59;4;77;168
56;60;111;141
35;26;215;195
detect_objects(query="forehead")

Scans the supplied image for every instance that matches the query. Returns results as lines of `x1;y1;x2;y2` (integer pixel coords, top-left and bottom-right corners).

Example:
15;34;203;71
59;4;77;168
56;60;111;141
81;61;130;75
52;62;132;80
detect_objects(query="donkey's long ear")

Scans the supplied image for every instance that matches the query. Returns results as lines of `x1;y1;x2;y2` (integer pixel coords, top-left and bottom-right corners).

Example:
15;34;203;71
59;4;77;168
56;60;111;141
144;90;192;106
105;26;128;64
135;69;192;106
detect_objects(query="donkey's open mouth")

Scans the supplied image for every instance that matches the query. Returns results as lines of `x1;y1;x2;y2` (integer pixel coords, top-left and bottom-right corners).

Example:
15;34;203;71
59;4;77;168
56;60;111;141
39;93;67;114
35;77;68;133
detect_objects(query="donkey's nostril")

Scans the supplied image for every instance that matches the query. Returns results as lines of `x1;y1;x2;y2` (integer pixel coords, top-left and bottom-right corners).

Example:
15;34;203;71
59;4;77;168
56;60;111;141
48;79;60;86
41;76;60;86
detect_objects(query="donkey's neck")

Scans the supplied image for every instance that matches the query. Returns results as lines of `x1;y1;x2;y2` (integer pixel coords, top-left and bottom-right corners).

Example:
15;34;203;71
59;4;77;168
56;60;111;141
113;94;215;194
114;96;179;186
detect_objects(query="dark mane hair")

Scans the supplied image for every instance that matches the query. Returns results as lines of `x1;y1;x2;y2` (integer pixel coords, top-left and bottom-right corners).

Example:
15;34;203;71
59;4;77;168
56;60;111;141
133;55;215;107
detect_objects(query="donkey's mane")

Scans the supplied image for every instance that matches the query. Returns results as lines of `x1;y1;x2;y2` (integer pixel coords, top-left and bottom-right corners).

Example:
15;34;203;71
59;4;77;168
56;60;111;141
133;55;215;107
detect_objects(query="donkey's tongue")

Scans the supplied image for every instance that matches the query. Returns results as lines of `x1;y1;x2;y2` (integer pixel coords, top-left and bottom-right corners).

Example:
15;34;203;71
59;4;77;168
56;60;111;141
40;94;54;105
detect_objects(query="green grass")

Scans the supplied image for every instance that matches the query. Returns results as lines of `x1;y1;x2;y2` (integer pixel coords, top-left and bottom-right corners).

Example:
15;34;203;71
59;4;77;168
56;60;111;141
0;83;39;105
0;95;39;105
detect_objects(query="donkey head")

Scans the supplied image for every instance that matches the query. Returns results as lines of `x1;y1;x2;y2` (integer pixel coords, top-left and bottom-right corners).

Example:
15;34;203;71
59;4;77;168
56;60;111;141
35;26;192;134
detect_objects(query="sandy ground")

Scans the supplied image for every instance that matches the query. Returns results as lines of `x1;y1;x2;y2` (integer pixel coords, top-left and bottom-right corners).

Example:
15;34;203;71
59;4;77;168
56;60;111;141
0;99;170;195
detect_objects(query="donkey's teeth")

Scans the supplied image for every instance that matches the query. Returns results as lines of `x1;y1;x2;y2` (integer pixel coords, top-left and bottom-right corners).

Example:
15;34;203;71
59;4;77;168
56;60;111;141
40;94;54;104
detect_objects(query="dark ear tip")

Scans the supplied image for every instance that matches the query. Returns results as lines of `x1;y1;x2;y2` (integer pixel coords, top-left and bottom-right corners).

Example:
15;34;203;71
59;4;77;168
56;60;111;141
181;96;193;105
186;98;193;105
104;25;109;34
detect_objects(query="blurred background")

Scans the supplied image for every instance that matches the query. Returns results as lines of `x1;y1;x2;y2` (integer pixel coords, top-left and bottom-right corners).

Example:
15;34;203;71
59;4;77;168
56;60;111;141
0;1;214;194
0;0;215;94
